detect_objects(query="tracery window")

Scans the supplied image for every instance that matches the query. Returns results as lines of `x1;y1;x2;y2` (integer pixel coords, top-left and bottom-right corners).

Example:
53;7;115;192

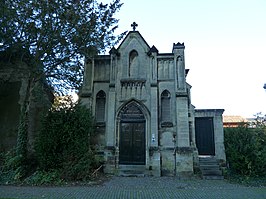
129;50;138;77
95;90;106;122
161;90;171;123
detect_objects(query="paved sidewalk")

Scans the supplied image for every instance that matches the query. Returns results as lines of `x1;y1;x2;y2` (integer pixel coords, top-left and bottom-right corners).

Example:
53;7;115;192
0;177;266;199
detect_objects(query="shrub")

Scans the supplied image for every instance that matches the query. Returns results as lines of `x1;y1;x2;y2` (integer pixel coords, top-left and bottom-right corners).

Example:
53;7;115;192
1;100;102;184
35;103;101;181
224;124;266;177
23;170;63;185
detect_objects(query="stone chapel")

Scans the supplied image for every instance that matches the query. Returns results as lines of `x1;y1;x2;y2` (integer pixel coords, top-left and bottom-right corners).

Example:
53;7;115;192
80;23;226;177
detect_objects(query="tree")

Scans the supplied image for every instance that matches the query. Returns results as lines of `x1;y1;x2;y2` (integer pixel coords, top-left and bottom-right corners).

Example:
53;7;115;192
253;112;266;128
0;0;125;176
224;113;266;177
1;0;125;91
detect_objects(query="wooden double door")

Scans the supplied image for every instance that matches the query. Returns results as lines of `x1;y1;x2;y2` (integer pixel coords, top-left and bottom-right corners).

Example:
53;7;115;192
119;122;146;165
195;117;215;155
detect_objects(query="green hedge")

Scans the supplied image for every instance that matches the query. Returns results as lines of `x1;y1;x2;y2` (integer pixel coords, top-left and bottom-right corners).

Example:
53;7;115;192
224;125;266;177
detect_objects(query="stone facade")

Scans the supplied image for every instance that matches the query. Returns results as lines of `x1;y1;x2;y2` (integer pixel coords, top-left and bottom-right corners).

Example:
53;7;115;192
0;54;53;152
80;27;226;176
194;109;226;164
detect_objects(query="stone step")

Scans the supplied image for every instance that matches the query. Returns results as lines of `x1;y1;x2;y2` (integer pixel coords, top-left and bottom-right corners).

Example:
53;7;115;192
119;172;145;177
198;157;223;180
203;175;224;180
199;158;219;163
200;165;220;170
118;165;146;177
201;169;222;176
199;160;218;164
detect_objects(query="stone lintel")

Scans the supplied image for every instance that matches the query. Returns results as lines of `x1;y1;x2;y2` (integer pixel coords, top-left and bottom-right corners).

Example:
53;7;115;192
176;92;188;97
176;147;193;154
195;109;225;114
109;83;115;88
160;147;175;150
150;82;158;87
120;78;146;84
161;122;173;127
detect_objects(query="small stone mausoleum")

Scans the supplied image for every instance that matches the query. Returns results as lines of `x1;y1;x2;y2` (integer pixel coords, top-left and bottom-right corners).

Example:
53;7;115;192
80;23;226;177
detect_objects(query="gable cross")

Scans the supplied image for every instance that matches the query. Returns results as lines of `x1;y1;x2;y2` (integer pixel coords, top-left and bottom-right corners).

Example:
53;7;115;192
131;22;138;31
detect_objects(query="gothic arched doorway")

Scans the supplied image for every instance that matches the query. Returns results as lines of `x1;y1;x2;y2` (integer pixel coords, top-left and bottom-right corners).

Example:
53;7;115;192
119;102;146;165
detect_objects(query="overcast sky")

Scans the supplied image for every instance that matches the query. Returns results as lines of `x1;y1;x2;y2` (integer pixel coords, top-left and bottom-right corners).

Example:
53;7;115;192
103;0;266;118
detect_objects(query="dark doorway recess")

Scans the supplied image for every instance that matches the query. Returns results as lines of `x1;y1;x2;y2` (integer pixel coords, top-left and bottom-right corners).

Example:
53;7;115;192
119;122;145;165
119;102;146;165
195;117;215;156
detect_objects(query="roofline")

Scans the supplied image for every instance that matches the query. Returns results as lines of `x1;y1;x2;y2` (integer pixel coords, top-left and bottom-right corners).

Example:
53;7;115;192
195;109;225;113
117;31;150;51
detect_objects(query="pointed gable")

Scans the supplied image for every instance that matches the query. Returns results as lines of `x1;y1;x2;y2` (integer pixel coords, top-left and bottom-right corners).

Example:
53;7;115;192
117;31;150;54
117;31;151;79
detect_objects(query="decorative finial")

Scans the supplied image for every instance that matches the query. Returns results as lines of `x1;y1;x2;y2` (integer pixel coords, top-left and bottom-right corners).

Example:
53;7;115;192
131;22;138;31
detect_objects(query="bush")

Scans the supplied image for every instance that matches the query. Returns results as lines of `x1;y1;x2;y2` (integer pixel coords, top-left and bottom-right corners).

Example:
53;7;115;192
1;101;102;184
224;124;266;177
23;170;63;185
35;103;101;181
0;149;25;183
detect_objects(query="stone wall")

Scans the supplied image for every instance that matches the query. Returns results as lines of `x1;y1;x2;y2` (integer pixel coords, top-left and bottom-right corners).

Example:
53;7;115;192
194;109;226;163
0;59;53;152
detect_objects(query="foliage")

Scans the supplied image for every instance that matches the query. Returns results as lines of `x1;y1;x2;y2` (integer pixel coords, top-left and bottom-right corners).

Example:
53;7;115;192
35;103;101;181
1;100;102;184
251;112;266;128
0;148;36;184
52;95;77;110
224;123;266;177
1;0;125;92
1;0;125;172
23;170;63;185
224;171;266;187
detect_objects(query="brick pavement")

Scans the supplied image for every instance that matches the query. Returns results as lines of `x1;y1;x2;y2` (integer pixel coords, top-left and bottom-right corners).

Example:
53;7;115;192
0;177;266;199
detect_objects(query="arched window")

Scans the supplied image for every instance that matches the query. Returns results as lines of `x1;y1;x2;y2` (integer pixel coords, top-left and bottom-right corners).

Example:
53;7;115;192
129;50;138;77
161;90;171;123
95;90;106;122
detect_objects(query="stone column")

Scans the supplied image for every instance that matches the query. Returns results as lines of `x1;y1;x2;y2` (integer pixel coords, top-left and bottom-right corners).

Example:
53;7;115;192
109;47;118;85
177;57;185;90
82;58;94;94
213;111;226;161
150;86;158;147
106;86;116;147
104;86;116;174
176;95;190;147
151;53;158;85
80;58;94;108
172;43;186;92
149;85;161;176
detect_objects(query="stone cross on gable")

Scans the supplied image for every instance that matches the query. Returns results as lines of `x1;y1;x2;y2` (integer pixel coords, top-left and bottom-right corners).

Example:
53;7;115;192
131;22;138;31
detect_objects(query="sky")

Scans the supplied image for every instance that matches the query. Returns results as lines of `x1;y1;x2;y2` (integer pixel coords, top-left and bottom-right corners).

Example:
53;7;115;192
102;0;266;118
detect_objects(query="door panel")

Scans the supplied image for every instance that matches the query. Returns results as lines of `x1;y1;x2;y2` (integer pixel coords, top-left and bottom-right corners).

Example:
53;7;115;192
195;117;215;155
119;122;145;165
120;123;132;163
